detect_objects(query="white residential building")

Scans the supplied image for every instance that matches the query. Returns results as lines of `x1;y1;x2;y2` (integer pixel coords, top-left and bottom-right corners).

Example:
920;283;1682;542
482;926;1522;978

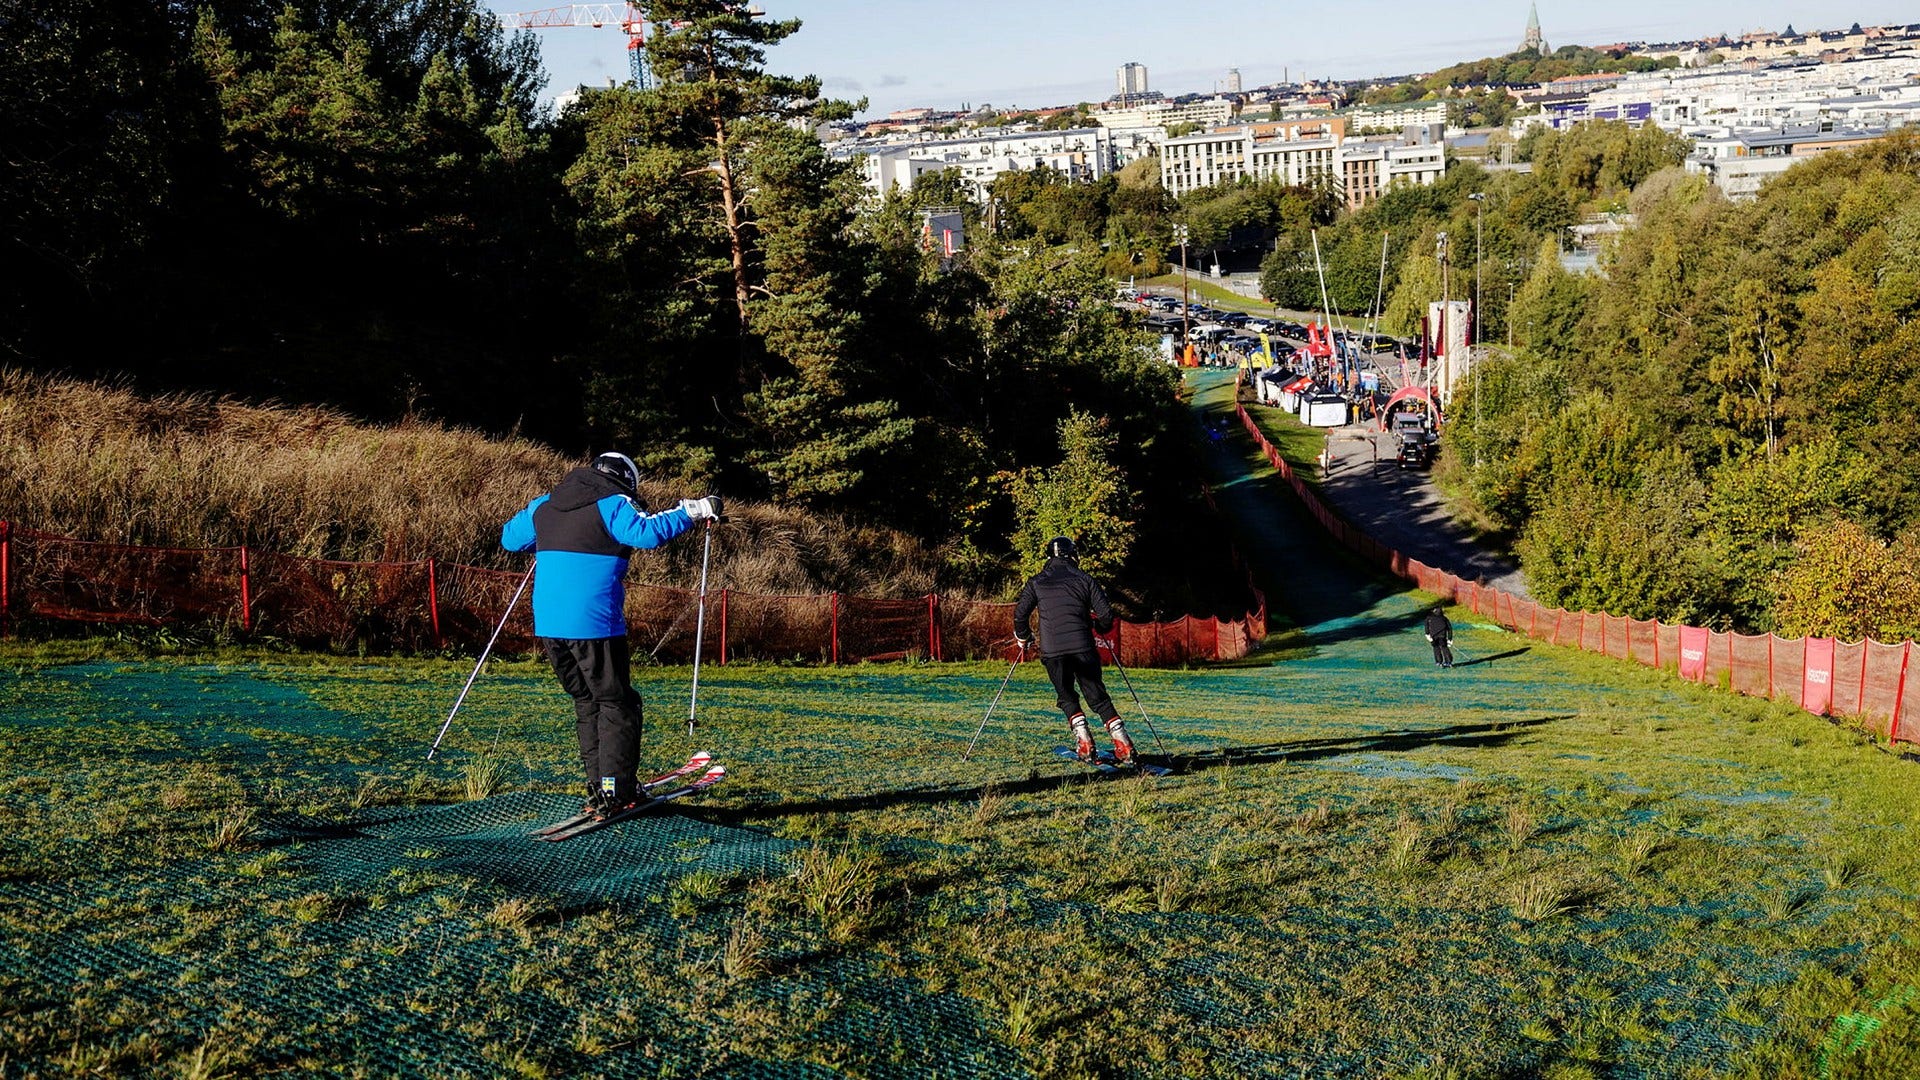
1094;97;1238;131
831;128;1117;202
1118;62;1149;97
1512;50;1920;134
1161;122;1446;205
1346;99;1449;133
1161;127;1341;197
1338;139;1448;210
1683;123;1893;197
1502;47;1920;197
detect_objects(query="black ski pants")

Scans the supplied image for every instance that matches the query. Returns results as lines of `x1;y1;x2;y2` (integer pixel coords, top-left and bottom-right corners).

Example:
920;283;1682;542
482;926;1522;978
1041;650;1119;723
1430;637;1454;666
543;636;644;802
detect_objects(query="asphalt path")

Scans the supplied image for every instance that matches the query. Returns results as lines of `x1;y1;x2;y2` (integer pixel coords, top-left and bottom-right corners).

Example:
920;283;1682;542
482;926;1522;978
1228;373;1533;601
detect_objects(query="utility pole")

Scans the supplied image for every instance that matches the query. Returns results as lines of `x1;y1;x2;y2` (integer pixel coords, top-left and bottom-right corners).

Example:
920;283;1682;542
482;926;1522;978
1175;223;1191;356
1469;192;1485;467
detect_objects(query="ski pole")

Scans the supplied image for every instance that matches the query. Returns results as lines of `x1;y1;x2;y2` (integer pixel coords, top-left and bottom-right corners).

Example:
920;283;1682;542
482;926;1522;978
688;518;715;738
1105;646;1171;761
428;563;533;760
963;646;1022;762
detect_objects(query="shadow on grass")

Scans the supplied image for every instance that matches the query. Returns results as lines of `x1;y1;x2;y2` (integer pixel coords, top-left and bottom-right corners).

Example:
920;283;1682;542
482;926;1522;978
1453;647;1532;669
704;716;1566;824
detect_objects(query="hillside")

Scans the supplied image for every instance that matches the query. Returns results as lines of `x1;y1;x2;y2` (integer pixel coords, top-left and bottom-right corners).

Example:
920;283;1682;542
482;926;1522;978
0;370;1914;1076
0;369;942;598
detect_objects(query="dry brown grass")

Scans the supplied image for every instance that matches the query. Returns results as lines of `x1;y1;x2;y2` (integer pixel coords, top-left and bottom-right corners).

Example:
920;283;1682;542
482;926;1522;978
0;369;947;595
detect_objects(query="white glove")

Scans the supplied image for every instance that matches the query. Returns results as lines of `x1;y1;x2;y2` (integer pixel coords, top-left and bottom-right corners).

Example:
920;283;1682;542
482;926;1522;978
678;496;723;522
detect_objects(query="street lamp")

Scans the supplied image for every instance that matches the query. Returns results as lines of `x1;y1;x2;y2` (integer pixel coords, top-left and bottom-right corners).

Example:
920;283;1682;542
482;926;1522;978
1174;223;1191;354
1468;192;1485;467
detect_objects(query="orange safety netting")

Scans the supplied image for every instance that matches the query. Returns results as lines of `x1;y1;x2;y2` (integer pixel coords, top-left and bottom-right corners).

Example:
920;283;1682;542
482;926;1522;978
0;522;1268;669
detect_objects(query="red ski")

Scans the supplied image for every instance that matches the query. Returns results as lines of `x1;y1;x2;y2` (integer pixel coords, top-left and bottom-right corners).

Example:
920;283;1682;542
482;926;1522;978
540;764;727;842
530;751;714;837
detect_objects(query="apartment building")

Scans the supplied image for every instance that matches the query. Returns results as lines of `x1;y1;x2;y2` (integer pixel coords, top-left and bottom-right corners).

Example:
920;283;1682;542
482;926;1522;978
1520;51;1920;133
1093;97;1237;131
1345;99;1449;133
1161;127;1339;196
831;128;1118;202
1683;123;1890;197
1338;140;1448;210
1161;121;1446;206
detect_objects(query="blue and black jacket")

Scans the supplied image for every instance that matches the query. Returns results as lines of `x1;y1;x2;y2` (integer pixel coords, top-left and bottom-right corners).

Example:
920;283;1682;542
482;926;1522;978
501;467;694;640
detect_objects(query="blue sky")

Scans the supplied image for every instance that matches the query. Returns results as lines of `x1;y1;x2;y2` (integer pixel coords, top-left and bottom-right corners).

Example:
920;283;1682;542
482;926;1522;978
485;2;1920;117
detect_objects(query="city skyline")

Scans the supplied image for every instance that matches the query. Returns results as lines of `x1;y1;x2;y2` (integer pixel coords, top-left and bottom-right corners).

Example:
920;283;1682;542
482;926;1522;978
484;1;1920;117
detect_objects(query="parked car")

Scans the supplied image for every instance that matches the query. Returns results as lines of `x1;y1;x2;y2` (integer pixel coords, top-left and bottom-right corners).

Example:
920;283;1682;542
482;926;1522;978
1396;434;1432;469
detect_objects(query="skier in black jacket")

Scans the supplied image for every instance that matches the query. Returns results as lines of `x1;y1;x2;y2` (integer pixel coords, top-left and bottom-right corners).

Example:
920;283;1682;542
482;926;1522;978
1013;537;1134;763
1423;606;1454;668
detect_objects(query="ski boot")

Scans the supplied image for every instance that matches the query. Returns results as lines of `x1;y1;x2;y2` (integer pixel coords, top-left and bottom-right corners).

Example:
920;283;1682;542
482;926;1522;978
594;776;641;820
574;778;613;818
1105;716;1136;765
1069;714;1096;762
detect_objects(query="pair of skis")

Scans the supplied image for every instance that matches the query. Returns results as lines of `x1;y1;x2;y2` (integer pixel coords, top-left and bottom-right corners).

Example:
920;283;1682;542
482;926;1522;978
1052;746;1171;777
532;751;727;842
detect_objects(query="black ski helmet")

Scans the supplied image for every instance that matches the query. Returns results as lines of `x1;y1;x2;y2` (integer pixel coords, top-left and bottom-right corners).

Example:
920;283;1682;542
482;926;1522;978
1045;536;1077;562
591;451;640;492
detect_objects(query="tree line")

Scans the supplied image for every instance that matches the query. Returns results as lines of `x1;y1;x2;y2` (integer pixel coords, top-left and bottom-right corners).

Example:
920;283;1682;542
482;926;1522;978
1444;130;1920;641
3;1;1253;609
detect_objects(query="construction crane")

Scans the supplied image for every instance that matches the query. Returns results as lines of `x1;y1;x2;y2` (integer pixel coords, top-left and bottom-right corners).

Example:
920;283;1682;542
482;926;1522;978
498;4;653;88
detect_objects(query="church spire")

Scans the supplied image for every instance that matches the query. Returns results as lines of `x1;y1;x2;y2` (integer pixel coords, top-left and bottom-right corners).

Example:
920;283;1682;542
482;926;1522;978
1523;2;1546;54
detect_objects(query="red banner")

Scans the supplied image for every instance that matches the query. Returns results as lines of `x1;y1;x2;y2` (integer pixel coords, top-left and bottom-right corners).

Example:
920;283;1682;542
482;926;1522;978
1803;636;1835;715
1678;626;1712;683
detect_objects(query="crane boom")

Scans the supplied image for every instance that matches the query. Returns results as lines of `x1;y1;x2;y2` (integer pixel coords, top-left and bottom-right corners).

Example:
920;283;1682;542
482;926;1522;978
498;3;650;87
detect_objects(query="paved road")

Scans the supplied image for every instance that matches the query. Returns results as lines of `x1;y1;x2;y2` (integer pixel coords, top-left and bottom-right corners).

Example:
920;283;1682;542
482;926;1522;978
1258;398;1532;601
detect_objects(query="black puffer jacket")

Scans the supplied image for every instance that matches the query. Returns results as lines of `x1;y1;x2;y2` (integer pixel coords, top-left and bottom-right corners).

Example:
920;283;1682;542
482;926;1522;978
1013;558;1116;658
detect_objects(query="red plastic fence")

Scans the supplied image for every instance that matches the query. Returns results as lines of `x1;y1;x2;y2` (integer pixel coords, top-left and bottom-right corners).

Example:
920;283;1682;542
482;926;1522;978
1232;400;1920;746
0;524;1268;668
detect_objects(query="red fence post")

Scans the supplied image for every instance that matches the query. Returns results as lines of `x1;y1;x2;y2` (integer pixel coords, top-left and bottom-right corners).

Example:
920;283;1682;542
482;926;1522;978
426;559;443;650
0;520;10;639
830;591;840;665
1891;642;1911;744
719;588;729;665
927;593;942;662
238;545;253;633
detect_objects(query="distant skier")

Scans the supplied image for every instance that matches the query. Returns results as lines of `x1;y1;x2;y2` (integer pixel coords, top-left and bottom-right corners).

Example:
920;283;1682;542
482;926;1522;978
502;452;721;819
1424;606;1454;668
1013;537;1135;763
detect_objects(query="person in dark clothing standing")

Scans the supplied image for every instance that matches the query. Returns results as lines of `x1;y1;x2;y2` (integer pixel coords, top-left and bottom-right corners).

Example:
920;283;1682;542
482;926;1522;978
1013;537;1135;763
502;452;721;819
1424;607;1454;668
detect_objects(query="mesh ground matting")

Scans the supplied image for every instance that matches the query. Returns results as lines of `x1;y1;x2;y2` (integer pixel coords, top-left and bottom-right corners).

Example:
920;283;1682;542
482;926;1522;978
0;794;1021;1078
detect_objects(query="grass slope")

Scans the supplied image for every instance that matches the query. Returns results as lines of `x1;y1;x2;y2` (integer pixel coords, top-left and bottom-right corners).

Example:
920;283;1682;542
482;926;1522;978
1;372;1916;1078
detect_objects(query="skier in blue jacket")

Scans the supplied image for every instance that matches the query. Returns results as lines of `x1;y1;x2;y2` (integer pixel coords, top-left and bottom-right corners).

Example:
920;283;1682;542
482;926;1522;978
502;452;721;818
